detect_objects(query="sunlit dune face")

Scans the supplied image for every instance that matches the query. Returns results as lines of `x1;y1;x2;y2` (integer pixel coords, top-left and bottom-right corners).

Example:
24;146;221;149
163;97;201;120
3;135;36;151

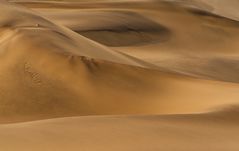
0;0;238;121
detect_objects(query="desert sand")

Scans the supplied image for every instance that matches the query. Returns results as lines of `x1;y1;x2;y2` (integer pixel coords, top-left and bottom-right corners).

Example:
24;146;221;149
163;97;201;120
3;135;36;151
0;0;239;150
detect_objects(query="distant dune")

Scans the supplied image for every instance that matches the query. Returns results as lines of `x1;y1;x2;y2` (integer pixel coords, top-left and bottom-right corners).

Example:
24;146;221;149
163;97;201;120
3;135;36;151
21;0;239;83
1;0;239;150
186;0;239;21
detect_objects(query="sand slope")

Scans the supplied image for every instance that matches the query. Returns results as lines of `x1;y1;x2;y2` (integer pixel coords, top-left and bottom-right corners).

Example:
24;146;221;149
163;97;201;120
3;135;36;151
23;0;239;83
0;1;238;123
1;107;239;151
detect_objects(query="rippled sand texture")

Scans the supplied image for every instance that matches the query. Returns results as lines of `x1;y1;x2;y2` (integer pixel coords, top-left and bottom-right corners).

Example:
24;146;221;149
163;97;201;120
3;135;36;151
0;0;239;150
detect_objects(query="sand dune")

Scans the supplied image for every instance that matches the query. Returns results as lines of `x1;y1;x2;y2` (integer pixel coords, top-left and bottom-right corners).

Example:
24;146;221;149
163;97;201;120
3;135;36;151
1;107;239;151
1;0;239;150
22;0;239;83
0;1;153;67
36;10;171;46
0;1;239;123
183;0;239;21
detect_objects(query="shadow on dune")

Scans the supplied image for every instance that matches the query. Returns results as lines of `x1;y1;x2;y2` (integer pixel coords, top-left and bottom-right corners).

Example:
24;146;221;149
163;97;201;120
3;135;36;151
72;11;171;46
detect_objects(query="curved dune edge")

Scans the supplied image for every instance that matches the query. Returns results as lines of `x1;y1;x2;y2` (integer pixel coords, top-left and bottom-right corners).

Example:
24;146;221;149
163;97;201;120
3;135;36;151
2;32;239;123
0;1;153;68
26;0;239;83
183;0;239;21
0;106;239;151
39;10;171;47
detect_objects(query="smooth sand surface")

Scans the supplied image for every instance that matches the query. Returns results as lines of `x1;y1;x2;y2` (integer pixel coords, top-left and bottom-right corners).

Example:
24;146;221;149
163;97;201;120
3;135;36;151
1;0;239;150
1;107;239;151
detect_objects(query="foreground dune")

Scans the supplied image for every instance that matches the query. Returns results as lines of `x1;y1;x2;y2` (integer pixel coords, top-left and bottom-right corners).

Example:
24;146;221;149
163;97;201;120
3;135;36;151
1;107;239;151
